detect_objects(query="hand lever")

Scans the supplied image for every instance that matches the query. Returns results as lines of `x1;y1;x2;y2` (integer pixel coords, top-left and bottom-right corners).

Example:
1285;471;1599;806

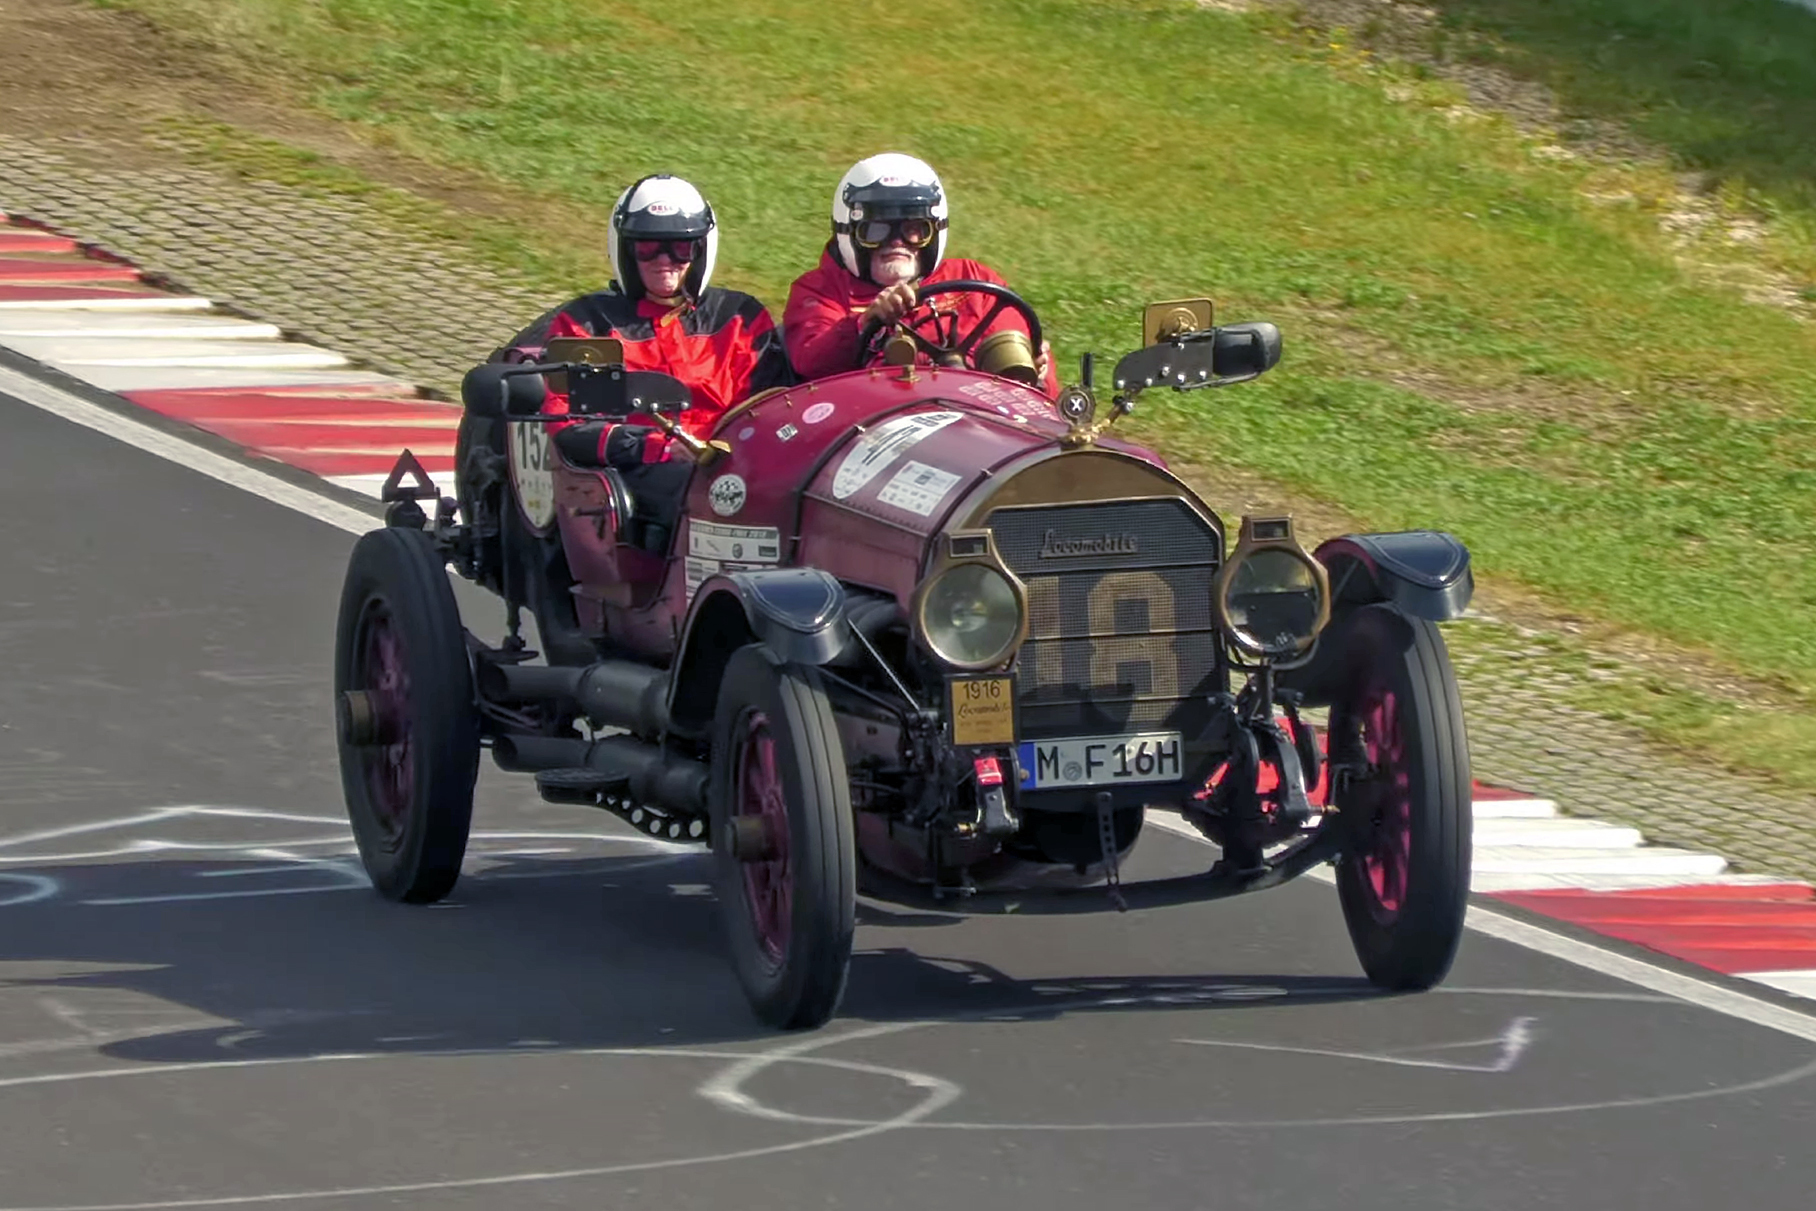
647;406;732;466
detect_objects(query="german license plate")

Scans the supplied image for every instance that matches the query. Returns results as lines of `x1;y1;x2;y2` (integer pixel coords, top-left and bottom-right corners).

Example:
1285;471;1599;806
1016;732;1184;789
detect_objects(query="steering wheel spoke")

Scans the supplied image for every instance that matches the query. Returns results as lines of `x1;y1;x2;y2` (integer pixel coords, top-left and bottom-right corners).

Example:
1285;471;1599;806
902;324;951;360
867;279;1043;376
955;297;1011;355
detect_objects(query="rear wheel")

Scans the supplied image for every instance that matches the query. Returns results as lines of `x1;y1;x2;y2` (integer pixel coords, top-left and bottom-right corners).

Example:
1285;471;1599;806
709;645;856;1030
334;528;480;903
1329;604;1471;990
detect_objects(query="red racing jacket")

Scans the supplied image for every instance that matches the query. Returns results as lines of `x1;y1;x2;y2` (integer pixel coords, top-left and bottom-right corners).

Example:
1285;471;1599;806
783;247;1060;398
497;285;793;463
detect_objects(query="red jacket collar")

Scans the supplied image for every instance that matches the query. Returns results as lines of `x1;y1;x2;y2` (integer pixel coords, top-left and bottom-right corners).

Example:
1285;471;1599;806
816;245;883;304
636;295;691;323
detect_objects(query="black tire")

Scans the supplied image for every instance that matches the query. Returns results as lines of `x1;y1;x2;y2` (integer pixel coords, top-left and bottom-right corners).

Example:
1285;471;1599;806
709;645;856;1030
334;527;480;903
1329;604;1472;990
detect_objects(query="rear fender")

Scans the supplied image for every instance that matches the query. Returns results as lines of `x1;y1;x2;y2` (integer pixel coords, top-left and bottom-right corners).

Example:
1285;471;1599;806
1315;531;1473;622
667;568;848;735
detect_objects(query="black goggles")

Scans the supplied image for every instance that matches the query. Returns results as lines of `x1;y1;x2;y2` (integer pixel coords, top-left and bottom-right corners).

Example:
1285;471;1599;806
632;238;703;263
852;217;938;250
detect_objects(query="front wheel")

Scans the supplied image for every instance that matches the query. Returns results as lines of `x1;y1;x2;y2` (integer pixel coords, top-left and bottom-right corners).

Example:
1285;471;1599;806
1329;604;1472;990
709;645;856;1030
334;527;480;903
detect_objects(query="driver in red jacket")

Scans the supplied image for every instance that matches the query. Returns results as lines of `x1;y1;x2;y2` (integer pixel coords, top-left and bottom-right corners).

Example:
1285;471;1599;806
783;153;1058;397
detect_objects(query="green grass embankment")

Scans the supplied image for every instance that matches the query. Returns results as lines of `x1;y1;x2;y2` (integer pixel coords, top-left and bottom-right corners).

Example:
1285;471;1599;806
93;0;1816;782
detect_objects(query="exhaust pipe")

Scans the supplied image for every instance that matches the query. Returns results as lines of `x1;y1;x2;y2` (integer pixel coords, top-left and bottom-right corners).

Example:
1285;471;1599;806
490;732;707;816
479;659;670;736
490;734;590;772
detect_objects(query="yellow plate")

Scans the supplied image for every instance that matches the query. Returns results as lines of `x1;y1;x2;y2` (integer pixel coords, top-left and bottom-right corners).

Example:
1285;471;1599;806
950;676;1015;747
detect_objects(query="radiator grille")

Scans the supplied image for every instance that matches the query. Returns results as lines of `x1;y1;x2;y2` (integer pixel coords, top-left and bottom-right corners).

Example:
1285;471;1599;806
990;499;1223;737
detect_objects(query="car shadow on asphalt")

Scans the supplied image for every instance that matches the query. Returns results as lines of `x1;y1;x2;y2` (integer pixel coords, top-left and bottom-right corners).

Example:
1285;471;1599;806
0;851;1392;1065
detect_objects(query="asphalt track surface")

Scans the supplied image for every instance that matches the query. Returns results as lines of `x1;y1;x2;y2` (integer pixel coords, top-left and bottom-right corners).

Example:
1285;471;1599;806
2;384;1815;1211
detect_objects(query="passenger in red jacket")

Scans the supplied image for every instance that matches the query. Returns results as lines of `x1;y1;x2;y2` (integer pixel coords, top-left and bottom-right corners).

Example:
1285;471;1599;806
784;153;1059;397
497;173;792;467
488;174;792;546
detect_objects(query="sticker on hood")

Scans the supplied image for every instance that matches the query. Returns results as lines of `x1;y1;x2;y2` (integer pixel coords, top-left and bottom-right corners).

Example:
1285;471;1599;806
877;460;961;517
689;519;781;563
708;474;747;516
831;410;962;500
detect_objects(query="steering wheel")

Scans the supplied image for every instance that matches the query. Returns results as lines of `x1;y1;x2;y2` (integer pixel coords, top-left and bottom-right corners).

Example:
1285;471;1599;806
858;279;1043;371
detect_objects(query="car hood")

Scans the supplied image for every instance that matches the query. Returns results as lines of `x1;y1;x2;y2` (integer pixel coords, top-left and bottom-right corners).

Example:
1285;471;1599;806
684;372;1168;605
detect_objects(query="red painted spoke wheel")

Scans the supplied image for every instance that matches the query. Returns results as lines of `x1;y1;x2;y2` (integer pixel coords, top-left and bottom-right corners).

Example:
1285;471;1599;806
1356;689;1412;922
735;710;794;966
710;645;855;1031
356;603;415;849
1330;604;1472;991
334;528;480;904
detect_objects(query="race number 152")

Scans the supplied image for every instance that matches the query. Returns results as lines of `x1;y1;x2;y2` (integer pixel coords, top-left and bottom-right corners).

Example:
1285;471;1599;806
515;425;547;470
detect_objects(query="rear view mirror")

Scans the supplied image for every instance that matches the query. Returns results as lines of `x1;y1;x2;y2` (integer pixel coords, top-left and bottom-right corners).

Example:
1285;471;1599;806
1142;297;1214;346
566;368;693;418
1111;338;1219;391
544;335;625;395
1110;322;1284;394
568;363;628;416
544;336;626;365
1210;322;1282;384
624;370;693;414
461;362;549;419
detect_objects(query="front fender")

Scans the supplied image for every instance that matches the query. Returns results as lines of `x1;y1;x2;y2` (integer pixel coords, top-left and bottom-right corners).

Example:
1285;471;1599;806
667;568;849;735
1315;531;1473;622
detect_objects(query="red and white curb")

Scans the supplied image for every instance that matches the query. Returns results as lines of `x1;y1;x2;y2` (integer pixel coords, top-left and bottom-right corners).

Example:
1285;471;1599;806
0;216;457;502
5;210;1814;1004
1467;785;1816;1000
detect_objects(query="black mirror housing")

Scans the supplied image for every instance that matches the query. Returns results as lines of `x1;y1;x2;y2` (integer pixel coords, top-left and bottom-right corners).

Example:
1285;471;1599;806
1110;338;1218;392
1211;322;1283;384
460;363;509;419
623;370;693;415
462;362;550;419
503;368;550;416
1110;322;1282;396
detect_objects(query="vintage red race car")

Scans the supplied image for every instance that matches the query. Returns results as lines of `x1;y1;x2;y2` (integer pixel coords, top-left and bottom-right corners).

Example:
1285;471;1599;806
333;283;1476;1030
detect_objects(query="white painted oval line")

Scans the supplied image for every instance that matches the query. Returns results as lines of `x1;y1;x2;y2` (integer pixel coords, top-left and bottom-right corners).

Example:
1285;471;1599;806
0;873;59;907
0;1041;958;1211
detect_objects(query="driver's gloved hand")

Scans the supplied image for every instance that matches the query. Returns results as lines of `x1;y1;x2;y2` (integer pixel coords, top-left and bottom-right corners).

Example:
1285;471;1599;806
553;421;610;468
552;421;654;470
603;424;659;470
862;282;918;329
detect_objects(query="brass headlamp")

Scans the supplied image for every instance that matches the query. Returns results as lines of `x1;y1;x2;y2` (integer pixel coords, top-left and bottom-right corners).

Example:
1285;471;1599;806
1212;515;1331;662
912;530;1030;670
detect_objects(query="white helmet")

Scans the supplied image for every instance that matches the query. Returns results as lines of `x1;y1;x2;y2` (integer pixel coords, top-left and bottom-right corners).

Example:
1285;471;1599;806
831;152;948;284
607;174;719;302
